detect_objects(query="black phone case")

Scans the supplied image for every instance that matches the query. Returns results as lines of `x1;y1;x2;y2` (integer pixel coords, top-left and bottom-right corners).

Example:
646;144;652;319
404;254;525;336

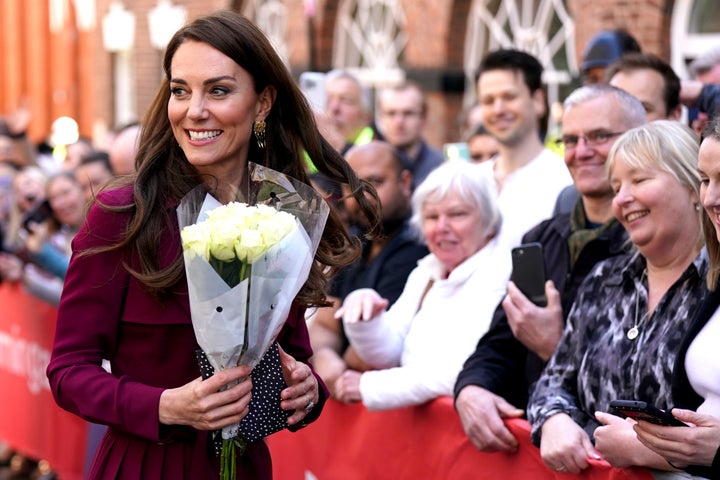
510;243;547;306
22;200;54;230
609;400;687;427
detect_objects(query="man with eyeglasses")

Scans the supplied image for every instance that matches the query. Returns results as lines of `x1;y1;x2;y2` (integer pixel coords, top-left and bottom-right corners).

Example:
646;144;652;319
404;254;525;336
553;53;683;215
454;84;646;455
375;81;443;190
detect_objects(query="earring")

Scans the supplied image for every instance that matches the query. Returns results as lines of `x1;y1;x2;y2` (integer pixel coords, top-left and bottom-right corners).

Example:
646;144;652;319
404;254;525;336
695;203;701;212
253;120;266;149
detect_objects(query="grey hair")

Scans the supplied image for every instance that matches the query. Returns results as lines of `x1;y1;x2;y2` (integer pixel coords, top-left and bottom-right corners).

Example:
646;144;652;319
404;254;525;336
325;69;373;114
409;161;501;242
563;83;646;129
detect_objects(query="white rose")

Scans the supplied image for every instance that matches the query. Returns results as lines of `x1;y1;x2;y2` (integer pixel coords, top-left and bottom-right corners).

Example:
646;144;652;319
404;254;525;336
208;218;243;261
207;202;243;225
180;222;211;261
235;229;265;263
258;213;296;245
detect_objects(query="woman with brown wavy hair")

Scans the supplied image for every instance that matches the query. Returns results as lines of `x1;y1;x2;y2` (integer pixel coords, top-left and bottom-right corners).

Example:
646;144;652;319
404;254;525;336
46;10;379;479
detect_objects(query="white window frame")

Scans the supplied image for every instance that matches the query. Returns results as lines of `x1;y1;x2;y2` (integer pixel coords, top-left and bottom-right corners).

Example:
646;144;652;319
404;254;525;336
671;0;720;80
463;0;576;117
242;0;290;65
332;0;407;88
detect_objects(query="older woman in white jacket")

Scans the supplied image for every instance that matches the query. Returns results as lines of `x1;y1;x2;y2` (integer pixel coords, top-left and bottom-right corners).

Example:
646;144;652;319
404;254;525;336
334;161;511;410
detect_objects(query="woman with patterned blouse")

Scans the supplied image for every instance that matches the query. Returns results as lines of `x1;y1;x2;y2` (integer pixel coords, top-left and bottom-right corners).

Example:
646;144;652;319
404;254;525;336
528;121;708;477
634;120;720;479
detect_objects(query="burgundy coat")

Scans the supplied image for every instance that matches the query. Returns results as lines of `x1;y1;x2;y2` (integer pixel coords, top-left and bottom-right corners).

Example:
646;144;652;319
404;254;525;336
47;185;327;479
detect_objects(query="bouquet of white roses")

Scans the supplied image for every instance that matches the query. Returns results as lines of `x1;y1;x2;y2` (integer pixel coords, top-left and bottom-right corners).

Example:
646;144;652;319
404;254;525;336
177;163;329;480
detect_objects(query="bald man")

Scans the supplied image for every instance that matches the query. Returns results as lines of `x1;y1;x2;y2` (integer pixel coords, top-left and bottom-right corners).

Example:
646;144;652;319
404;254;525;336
108;123;140;175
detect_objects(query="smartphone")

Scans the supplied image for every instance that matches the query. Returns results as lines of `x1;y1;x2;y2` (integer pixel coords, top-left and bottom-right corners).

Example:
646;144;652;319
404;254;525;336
510;243;547;306
443;142;471;162
610;400;687;427
22;199;54;231
299;71;327;112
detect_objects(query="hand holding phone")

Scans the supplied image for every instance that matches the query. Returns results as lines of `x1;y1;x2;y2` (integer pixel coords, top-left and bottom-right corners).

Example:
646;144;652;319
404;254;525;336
510;243;547;306
610;400;688;427
22;199;54;231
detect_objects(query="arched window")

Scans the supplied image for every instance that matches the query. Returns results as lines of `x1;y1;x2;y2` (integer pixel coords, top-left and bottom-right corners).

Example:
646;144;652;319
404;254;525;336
332;0;407;87
671;0;720;79
463;0;576;119
242;0;290;65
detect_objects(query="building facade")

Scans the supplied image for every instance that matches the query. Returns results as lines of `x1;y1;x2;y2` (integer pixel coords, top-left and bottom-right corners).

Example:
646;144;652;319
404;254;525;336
1;0;718;149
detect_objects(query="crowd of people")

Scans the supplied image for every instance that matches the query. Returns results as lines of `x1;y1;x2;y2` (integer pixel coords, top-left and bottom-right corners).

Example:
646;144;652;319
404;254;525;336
3;11;720;479
0;111;140;480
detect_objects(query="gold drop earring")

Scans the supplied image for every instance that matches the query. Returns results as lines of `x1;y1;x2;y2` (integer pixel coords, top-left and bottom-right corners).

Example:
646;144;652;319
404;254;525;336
253;120;266;149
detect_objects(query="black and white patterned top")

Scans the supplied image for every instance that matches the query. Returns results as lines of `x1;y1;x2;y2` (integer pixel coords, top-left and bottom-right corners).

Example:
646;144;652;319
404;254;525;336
196;342;291;455
528;250;708;444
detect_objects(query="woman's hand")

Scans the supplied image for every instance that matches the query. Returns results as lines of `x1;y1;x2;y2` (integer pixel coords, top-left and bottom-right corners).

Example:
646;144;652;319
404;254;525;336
635;408;720;469
334;370;362;404
6;99;31;135
594;411;675;470
0;253;24;282
334;288;388;324
22;220;50;254
158;364;253;431
540;413;601;474
278;345;320;426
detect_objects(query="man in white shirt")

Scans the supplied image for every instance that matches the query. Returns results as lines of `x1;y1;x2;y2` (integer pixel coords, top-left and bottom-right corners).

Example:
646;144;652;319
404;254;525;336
475;49;572;252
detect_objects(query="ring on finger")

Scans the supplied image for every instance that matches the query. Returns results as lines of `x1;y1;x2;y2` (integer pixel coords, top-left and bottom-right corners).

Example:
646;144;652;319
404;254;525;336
556;464;566;472
304;400;315;412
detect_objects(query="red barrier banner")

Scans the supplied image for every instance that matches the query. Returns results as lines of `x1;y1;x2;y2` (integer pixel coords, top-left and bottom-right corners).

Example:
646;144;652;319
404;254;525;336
0;283;87;480
267;397;655;480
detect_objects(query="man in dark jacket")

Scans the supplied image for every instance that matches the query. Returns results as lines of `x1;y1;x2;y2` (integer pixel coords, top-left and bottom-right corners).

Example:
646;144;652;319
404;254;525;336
454;84;647;453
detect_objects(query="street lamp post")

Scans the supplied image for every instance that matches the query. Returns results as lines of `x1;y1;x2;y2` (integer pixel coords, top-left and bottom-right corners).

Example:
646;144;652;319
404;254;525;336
148;0;187;51
102;1;136;128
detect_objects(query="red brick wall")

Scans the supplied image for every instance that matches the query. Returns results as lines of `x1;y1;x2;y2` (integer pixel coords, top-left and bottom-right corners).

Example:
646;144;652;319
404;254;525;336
89;0;677;149
569;0;675;61
0;0;680;148
93;0;231;141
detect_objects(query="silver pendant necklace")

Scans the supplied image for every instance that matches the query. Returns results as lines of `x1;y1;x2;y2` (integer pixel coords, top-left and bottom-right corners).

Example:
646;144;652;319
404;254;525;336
628;269;648;340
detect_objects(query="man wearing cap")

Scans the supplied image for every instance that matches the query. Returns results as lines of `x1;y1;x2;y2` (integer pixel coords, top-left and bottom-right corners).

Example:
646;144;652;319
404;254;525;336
580;29;641;85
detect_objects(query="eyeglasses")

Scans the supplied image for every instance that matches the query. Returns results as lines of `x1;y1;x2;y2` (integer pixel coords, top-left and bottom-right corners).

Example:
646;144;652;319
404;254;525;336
556;130;624;149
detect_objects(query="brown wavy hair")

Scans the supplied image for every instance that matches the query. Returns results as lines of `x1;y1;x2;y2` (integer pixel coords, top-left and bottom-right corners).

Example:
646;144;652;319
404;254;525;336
94;10;380;307
702;118;720;291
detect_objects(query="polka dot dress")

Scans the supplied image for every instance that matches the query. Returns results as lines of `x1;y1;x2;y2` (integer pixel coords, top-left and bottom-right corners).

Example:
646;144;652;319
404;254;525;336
196;342;291;456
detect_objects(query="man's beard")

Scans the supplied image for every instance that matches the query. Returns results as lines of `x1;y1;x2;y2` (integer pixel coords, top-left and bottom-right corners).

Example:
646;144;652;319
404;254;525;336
381;213;408;237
